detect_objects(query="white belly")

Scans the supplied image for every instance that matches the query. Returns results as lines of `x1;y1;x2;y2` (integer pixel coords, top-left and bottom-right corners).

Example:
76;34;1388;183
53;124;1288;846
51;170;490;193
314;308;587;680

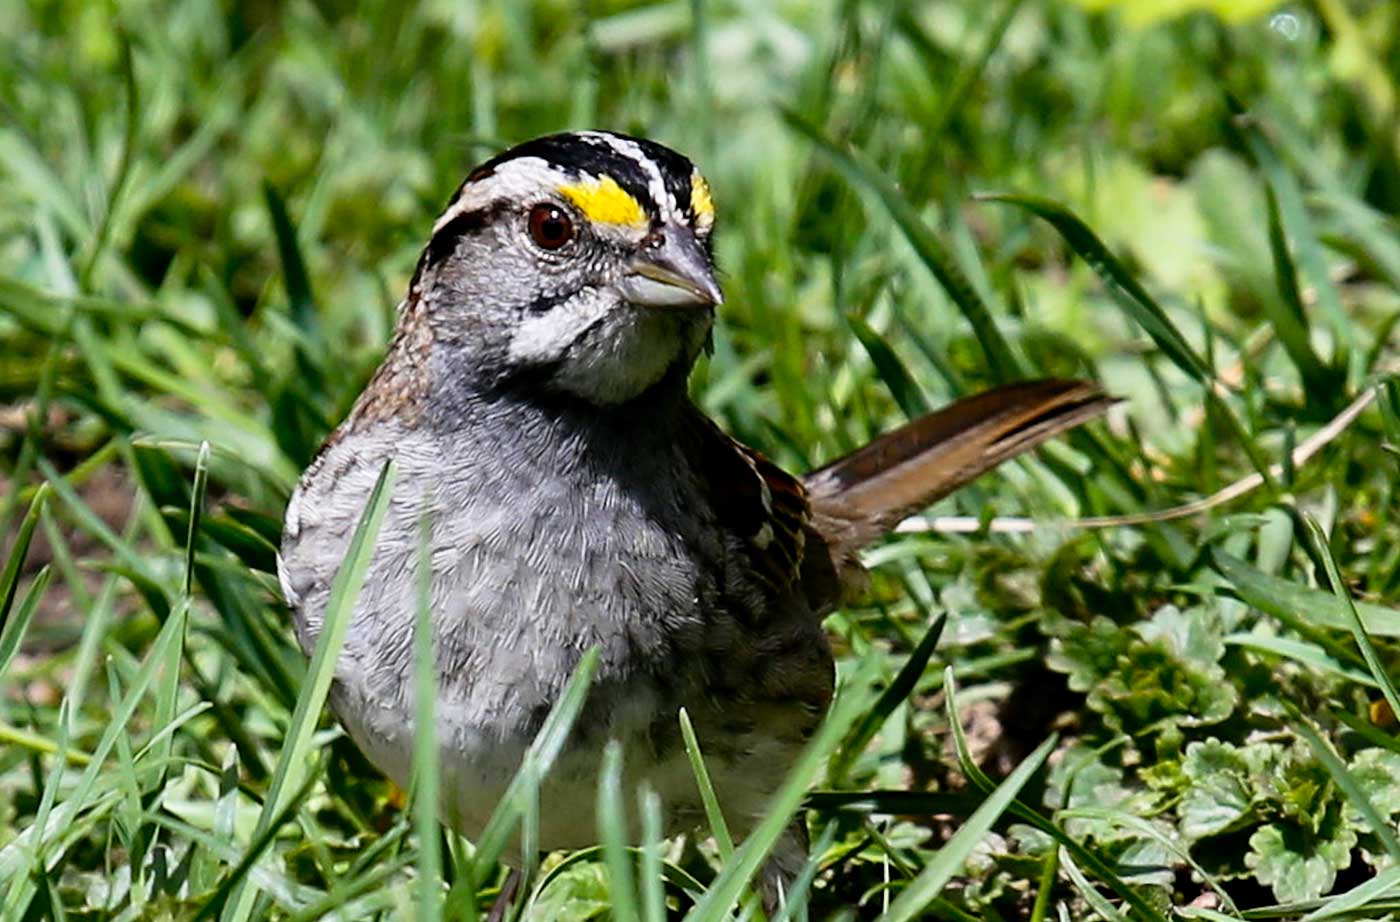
330;676;786;858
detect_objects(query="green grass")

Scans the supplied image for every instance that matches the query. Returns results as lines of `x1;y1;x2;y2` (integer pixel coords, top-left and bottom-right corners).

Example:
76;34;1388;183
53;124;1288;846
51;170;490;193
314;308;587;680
3;0;1400;918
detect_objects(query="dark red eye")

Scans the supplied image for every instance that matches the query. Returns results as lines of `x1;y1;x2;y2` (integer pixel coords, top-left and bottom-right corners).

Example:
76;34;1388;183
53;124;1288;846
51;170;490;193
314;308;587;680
528;204;574;250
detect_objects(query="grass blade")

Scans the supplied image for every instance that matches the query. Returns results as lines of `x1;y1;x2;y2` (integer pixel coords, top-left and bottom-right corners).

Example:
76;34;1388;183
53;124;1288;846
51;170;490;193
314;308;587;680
942;666;1168;922
898;0;1027;200
1302;514;1400;724
1262;184;1340;397
1299;863;1400;921
0;483;49;633
1223;633;1377;688
598;742;640;922
685;658;880;920
981;193;1210;382
877;733;1055;922
679;706;735;859
831;613;946;782
770;821;839;922
471;647;600;879
1288;706;1400;862
148;442;210;794
639;788;666;922
783;111;1023;382
1213;550;1400;637
183;442;212;597
846;315;933;420
263;182;319;339
223;458;398;922
0;566;49;680
414;505;443;922
1060;849;1127;922
1241;118;1357;380
194;768;324;922
18;592;191;885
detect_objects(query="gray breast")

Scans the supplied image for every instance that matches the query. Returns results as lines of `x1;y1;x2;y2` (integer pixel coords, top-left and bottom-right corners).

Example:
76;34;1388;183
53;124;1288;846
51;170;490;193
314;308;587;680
278;398;764;748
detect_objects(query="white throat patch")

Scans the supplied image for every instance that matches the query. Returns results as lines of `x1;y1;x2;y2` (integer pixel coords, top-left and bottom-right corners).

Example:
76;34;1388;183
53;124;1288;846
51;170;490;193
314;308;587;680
506;290;691;404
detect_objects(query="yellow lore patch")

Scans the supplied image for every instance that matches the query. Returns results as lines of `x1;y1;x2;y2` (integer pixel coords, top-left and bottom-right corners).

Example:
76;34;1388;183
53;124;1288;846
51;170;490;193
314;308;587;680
690;172;715;228
558;176;647;227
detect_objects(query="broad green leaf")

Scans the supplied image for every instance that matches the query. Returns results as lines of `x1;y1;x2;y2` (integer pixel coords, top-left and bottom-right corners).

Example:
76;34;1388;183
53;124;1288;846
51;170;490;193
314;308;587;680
1179;739;1255;840
1247;823;1356;904
1291;716;1400;862
1214;551;1400;636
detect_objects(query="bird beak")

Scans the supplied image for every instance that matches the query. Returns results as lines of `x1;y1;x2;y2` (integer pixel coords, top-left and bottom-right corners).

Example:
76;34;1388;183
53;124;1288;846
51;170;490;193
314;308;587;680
617;227;722;308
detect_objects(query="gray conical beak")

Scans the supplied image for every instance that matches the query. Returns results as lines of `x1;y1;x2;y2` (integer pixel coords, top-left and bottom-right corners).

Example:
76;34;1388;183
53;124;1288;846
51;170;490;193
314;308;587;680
617;227;722;308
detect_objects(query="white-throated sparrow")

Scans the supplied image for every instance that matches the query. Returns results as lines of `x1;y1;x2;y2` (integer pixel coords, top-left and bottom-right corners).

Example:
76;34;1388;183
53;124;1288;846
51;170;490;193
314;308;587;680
277;130;1112;896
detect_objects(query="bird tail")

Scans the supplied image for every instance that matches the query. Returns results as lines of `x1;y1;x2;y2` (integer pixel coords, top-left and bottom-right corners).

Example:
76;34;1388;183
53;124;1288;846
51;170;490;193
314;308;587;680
802;379;1116;556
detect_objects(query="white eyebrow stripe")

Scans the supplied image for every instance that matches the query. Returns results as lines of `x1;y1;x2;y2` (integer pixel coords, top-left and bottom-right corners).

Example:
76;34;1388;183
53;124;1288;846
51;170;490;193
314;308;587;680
430;156;571;235
579;131;680;223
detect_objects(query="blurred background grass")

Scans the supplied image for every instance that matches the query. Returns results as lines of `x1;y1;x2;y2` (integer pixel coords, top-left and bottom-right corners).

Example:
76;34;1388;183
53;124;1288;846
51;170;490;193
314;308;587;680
2;0;1400;919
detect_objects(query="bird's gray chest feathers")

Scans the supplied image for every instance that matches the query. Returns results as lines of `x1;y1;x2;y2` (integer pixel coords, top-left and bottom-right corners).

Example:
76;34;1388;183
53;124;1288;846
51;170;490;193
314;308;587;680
423;402;744;724
280;388;775;765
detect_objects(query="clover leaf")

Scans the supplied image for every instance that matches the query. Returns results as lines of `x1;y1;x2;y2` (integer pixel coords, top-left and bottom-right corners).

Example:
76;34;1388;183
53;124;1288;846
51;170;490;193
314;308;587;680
1247;823;1357;903
1047;605;1238;743
1179;738;1257;840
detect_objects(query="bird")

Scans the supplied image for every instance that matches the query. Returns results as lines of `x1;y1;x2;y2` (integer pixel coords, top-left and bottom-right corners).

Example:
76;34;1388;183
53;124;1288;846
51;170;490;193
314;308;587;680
276;129;1113;905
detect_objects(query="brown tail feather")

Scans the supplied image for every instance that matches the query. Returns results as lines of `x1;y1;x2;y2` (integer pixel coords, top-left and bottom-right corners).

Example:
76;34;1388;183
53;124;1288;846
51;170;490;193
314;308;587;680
802;379;1116;555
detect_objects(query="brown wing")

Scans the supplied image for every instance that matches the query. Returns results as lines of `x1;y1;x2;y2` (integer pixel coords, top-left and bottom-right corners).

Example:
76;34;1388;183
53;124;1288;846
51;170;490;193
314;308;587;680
690;410;811;592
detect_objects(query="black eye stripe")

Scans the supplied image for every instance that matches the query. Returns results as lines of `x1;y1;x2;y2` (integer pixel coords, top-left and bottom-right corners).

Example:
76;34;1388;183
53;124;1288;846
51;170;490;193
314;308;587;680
423;202;509;269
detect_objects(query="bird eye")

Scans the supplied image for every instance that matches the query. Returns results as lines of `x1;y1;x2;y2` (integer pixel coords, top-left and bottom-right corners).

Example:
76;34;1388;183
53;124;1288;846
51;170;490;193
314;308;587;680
528;204;574;251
